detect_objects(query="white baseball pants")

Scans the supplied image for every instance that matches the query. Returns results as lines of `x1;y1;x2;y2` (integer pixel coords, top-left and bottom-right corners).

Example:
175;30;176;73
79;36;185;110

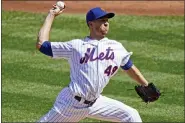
37;87;142;122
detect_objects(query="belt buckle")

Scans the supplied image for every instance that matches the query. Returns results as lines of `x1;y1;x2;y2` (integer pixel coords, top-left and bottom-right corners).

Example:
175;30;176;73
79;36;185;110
88;99;97;106
79;97;85;104
74;96;96;106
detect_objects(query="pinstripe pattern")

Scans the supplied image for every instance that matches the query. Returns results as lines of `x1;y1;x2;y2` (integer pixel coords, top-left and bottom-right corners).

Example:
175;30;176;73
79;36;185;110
51;42;73;59
62;37;133;101
38;87;89;122
88;95;142;122
38;37;142;122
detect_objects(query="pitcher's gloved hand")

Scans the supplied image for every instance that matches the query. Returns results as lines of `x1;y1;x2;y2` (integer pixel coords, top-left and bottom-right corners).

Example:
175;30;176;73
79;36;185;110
135;83;161;103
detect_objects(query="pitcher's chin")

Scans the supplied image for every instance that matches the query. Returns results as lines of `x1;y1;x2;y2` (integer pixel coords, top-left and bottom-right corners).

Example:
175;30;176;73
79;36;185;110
101;31;108;36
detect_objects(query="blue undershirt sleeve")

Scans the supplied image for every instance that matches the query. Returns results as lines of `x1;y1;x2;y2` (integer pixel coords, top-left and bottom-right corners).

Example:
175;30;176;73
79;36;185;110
121;59;133;70
39;41;53;57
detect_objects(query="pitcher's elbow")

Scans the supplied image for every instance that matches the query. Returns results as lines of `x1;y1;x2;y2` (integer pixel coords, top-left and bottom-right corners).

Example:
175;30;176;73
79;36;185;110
36;38;42;50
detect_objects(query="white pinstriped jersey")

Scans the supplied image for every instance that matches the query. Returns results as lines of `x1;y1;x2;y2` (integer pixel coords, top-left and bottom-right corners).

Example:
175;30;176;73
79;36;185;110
51;37;132;101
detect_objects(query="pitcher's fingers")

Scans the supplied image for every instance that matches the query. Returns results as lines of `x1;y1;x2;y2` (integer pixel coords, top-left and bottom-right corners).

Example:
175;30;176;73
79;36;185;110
52;4;57;9
58;9;65;14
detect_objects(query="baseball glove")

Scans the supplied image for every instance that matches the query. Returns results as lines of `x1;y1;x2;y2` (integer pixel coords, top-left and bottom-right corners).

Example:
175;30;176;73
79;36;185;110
135;83;161;103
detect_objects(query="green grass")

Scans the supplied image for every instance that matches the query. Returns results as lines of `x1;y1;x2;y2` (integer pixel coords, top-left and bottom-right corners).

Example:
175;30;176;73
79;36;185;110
2;10;184;122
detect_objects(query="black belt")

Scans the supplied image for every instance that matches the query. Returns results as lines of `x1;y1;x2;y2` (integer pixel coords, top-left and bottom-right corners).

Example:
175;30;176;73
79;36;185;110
74;96;97;106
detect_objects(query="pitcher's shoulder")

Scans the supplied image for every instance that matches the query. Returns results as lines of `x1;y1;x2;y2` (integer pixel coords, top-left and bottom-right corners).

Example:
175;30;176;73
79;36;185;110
68;38;86;49
70;38;84;42
70;38;84;44
106;38;123;45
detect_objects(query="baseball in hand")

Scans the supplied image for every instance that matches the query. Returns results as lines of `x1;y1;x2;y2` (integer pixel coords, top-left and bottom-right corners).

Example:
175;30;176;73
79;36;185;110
56;1;65;10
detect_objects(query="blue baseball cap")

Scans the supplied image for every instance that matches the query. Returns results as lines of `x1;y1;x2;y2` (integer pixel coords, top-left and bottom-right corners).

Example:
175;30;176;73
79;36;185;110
86;7;115;25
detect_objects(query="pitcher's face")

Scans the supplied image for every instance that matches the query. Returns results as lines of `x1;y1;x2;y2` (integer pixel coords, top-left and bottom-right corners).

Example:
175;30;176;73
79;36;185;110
89;17;109;37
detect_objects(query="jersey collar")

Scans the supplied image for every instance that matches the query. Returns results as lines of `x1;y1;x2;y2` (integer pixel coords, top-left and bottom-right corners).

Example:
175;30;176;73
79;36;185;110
84;36;108;42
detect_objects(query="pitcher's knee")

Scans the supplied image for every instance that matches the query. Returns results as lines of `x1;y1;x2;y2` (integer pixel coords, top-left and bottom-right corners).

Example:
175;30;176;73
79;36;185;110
131;109;142;122
122;109;142;122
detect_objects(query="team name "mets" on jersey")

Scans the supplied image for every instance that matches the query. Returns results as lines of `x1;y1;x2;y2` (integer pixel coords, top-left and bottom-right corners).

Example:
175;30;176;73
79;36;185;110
80;47;114;64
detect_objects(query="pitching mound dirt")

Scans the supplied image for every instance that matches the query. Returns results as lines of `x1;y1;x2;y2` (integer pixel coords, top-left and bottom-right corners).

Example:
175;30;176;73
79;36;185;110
2;1;184;16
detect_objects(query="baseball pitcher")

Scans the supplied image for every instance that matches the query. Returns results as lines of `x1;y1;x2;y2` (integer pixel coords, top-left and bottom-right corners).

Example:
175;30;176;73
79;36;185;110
36;1;160;122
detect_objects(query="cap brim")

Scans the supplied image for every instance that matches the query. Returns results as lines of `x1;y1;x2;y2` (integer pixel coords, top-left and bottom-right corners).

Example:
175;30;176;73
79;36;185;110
97;13;115;19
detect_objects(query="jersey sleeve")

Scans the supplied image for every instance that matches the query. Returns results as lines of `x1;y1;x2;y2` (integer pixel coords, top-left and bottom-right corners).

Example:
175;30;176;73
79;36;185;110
120;45;133;66
51;41;73;59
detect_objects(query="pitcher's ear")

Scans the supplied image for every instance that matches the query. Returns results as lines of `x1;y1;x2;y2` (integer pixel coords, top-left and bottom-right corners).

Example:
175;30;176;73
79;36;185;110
88;21;93;27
